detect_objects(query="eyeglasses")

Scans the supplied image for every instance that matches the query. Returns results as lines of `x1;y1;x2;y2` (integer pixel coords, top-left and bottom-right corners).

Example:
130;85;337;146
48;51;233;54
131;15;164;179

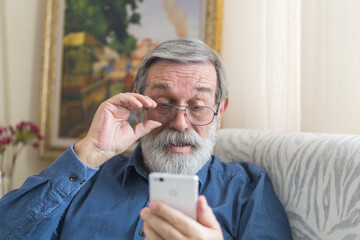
144;102;220;126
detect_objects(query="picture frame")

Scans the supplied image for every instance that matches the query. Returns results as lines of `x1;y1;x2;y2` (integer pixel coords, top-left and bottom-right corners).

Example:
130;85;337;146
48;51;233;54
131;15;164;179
39;0;224;160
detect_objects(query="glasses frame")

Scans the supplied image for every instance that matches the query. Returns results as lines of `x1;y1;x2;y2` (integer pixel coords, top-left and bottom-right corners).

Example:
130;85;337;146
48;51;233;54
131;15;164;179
145;102;221;126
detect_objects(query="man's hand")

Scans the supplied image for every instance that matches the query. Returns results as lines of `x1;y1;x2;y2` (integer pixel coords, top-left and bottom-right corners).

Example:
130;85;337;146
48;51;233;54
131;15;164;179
140;195;224;240
74;93;162;168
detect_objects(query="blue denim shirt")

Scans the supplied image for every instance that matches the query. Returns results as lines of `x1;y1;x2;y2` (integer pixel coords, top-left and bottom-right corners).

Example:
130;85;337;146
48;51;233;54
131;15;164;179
0;144;292;239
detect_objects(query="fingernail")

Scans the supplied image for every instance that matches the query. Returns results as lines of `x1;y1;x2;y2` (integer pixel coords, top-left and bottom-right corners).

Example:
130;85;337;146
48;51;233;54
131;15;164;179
149;201;158;210
140;208;147;219
148;99;156;106
199;195;208;208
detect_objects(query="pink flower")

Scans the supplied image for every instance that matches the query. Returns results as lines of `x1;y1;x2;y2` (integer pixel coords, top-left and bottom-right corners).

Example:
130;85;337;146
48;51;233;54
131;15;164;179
37;134;44;140
29;122;40;134
0;136;12;145
1;121;43;149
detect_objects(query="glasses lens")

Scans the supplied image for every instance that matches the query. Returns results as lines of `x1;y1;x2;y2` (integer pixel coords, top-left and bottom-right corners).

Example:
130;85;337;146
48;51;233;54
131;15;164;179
146;104;216;126
147;103;176;123
186;106;214;125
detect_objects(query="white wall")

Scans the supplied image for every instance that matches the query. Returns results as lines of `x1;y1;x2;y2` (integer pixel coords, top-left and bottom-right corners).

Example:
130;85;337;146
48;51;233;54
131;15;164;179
301;0;360;134
1;0;360;189
221;0;302;131
221;0;267;129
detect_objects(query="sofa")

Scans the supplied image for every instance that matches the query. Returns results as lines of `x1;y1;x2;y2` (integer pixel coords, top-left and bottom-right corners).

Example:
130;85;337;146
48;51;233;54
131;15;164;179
213;128;360;240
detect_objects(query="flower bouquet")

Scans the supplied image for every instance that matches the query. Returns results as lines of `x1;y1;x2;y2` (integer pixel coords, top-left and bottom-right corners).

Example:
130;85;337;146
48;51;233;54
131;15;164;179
0;121;43;197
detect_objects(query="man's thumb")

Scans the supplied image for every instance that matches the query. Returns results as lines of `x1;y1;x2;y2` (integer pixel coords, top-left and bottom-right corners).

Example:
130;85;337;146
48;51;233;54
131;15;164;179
197;195;221;229
133;120;162;140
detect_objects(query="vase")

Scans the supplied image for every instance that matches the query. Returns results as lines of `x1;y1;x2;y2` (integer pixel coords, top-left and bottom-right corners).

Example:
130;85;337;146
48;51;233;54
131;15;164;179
0;172;11;198
0;151;14;198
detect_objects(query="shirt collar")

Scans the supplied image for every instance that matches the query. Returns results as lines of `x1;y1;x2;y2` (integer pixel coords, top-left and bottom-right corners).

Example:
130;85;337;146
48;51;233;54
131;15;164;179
121;144;148;186
196;156;213;192
121;143;213;191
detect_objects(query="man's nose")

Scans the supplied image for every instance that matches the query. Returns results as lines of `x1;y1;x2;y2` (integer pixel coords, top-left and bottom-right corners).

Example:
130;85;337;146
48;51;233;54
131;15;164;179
168;109;190;131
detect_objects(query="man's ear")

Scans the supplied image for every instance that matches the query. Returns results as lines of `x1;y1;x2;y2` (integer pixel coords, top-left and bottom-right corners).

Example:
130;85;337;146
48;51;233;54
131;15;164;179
217;97;229;129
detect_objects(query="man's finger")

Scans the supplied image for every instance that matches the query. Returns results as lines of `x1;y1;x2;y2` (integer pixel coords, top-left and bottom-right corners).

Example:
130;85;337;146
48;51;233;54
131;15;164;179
128;92;157;108
141;207;186;240
109;92;157;110
142;222;166;240
197;195;221;230
146;200;200;237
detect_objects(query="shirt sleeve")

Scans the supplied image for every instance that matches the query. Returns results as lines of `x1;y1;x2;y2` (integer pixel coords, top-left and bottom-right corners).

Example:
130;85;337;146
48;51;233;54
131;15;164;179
0;145;98;240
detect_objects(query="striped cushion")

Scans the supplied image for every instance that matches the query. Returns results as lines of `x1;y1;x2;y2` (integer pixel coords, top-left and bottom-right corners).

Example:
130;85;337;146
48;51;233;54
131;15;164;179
214;128;360;240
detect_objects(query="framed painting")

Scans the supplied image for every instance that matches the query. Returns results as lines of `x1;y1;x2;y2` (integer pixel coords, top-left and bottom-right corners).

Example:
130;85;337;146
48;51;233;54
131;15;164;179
39;0;224;159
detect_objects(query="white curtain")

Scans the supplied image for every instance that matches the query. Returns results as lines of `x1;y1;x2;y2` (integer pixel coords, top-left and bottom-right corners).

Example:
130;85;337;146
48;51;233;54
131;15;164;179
222;0;301;132
262;0;301;131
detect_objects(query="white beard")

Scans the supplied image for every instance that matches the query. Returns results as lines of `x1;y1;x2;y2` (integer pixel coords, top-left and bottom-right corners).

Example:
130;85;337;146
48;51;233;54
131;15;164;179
140;118;218;175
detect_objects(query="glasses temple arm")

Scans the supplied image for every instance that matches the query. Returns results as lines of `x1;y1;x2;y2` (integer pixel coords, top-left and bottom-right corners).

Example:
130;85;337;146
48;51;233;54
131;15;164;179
214;102;221;115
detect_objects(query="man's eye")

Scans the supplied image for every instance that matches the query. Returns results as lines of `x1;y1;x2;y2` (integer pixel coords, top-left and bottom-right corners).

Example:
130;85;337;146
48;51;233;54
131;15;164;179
190;106;203;111
157;103;172;111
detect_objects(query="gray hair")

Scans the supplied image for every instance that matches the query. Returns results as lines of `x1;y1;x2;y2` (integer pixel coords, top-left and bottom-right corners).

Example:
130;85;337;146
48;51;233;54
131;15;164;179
133;38;229;103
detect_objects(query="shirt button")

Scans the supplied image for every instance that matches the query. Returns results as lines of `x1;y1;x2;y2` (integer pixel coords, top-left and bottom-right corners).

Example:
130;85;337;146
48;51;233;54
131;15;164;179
139;230;145;236
69;174;78;181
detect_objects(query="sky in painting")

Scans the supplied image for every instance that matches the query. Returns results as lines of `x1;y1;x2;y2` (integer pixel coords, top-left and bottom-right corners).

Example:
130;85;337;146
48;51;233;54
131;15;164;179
127;0;204;44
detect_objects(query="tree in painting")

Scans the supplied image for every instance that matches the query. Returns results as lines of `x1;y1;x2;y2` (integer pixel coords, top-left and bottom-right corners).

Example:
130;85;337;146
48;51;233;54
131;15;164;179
60;0;143;138
64;0;142;56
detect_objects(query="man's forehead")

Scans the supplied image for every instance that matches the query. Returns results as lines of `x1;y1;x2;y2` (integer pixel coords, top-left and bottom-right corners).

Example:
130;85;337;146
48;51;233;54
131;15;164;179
145;61;217;91
149;82;213;93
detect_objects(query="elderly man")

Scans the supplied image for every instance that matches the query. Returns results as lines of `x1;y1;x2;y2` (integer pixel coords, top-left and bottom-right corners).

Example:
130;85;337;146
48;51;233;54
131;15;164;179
0;39;292;239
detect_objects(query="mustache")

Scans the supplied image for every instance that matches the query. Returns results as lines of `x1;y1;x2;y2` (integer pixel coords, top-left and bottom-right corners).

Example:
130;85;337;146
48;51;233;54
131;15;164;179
146;129;202;150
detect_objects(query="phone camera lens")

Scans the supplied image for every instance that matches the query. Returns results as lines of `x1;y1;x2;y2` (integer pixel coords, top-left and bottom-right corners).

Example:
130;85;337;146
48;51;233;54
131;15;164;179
159;178;164;182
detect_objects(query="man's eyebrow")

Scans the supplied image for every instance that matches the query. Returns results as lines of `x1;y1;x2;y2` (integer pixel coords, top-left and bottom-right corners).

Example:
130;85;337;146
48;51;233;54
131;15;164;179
195;86;212;93
151;83;170;90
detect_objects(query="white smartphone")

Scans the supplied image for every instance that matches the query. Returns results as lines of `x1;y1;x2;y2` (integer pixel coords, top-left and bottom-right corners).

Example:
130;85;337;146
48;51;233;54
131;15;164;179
149;172;199;220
